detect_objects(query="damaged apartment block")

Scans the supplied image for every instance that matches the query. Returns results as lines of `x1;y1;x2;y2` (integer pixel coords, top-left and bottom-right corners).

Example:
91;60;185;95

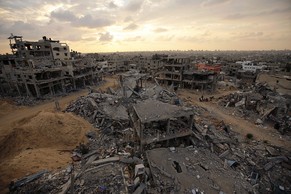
0;34;102;97
156;56;217;92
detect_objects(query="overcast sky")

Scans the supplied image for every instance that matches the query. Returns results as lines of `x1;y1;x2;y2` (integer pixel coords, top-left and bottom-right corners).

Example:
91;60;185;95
0;0;291;53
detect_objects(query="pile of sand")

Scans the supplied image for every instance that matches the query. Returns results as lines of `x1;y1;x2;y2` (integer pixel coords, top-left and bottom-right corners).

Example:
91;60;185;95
0;111;92;191
0;111;91;158
0;100;17;118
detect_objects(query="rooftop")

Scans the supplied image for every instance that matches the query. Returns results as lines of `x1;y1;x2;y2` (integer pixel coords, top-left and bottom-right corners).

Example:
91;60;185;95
133;99;193;123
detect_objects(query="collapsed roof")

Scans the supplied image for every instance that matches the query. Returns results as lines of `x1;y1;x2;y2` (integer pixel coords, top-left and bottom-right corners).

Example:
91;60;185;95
133;99;193;123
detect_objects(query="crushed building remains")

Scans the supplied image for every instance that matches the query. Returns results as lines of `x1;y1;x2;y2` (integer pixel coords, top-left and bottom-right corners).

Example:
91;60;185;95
130;99;194;147
218;83;291;134
9;69;291;194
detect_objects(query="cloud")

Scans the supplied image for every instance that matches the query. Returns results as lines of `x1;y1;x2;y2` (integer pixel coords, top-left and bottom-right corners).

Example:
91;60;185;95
231;31;264;40
123;23;139;30
224;6;291;20
0;0;45;10
202;31;211;36
224;13;245;20
179;36;198;41
0;0;290;53
51;9;77;21
75;15;114;28
0;20;42;39
108;1;118;9
202;0;231;7
156;35;175;41
50;9;114;28
154;28;168;33
124;36;144;41
99;32;113;41
124;16;133;22
82;37;97;41
125;0;144;12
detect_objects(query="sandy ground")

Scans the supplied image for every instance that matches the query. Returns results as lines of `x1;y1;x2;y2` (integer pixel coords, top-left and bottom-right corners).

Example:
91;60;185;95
0;76;118;193
177;89;291;151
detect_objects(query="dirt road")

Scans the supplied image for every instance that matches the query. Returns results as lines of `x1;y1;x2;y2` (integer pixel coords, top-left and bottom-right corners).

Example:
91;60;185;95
178;89;291;151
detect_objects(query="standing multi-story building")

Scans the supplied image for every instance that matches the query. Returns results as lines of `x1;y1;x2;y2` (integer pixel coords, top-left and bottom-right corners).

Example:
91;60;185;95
0;35;102;97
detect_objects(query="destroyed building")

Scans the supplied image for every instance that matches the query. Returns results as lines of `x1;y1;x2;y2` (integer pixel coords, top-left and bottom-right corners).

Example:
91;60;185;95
195;63;221;73
236;70;257;85
118;70;148;98
130;99;194;149
183;71;217;91
129;56;164;76
156;57;190;86
218;83;291;134
0;35;102;97
8;35;70;60
155;56;218;92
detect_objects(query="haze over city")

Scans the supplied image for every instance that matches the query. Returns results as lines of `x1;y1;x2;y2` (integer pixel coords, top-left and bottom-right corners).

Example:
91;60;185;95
0;0;291;53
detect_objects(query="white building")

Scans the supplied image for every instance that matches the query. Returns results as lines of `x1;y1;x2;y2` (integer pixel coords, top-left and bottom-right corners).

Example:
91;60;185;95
236;61;266;73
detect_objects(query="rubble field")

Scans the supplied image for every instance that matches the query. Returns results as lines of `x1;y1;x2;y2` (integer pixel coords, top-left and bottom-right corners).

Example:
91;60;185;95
1;73;290;194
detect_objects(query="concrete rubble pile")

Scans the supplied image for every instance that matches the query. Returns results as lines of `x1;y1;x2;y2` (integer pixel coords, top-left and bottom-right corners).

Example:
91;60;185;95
146;147;253;193
65;72;180;133
192;112;291;194
66;93;130;131
0;96;38;106
116;70;179;104
9;95;291;194
9;127;147;194
218;83;291;134
142;85;178;104
8;72;291;193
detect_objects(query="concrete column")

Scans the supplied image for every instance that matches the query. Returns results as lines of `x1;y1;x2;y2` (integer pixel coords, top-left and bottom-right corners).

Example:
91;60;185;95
90;76;94;85
52;83;56;95
166;119;170;135
61;80;66;93
140;121;144;151
189;115;194;130
34;83;40;98
73;79;76;90
24;83;32;97
49;83;53;95
166;119;170;147
15;83;21;96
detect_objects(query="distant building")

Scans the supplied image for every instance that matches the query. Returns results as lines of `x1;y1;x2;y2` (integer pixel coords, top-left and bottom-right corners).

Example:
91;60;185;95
182;70;217;91
8;34;70;60
195;63;221;73
156;57;190;86
225;63;242;76
155;57;217;92
236;61;266;73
